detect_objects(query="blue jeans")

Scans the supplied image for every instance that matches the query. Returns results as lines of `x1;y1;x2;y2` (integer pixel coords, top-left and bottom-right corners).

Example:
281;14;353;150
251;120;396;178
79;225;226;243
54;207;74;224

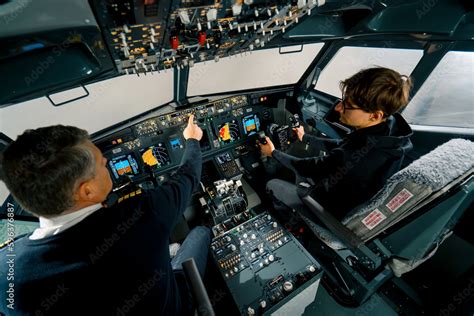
171;226;211;278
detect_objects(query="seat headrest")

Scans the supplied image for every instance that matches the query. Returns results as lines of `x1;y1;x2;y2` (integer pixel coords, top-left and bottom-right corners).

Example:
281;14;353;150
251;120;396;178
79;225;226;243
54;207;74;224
343;138;474;225
389;138;474;191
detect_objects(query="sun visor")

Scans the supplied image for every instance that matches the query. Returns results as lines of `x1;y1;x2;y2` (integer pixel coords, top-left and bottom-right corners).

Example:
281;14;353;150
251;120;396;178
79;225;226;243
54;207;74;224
0;0;114;107
367;1;466;35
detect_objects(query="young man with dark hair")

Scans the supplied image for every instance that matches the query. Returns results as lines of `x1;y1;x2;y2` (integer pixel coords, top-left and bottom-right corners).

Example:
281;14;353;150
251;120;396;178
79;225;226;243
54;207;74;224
0;115;209;315
259;67;413;220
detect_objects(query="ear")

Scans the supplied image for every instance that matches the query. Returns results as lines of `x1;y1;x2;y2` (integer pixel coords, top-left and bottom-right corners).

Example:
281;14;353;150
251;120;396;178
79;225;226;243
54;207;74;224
75;180;95;202
371;110;385;122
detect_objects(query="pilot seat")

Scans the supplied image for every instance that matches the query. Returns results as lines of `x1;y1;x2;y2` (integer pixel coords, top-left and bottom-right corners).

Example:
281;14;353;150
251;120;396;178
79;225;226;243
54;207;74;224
297;138;474;304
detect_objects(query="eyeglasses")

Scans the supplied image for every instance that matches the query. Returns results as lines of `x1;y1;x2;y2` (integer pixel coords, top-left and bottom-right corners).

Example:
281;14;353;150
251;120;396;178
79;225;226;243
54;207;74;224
341;98;388;118
341;98;362;111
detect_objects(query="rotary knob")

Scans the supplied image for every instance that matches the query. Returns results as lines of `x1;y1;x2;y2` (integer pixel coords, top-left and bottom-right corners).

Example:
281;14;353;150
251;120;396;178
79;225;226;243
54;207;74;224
247;307;255;315
308;265;316;273
272;222;278;228
251;234;256;240
260;300;267;309
283;281;294;292
231;244;237;251
243;233;248;239
269;255;275;262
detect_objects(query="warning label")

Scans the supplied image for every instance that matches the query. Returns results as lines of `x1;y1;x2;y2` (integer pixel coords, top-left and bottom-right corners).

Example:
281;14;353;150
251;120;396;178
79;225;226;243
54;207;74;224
362;209;387;230
386;188;414;213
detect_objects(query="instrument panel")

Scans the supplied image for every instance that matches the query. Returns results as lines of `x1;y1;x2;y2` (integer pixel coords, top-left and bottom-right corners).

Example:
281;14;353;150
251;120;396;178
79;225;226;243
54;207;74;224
95;94;274;187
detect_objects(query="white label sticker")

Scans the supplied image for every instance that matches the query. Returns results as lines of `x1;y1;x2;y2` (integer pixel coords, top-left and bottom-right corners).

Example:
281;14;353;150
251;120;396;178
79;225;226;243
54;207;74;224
386;188;414;213
362;209;387;230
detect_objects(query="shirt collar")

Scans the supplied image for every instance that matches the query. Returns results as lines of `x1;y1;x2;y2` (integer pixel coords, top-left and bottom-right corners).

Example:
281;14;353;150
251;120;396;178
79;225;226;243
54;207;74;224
29;203;103;240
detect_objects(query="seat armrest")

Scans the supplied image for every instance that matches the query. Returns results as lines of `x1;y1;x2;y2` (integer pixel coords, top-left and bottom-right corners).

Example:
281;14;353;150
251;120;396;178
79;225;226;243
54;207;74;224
182;258;216;316
301;195;364;248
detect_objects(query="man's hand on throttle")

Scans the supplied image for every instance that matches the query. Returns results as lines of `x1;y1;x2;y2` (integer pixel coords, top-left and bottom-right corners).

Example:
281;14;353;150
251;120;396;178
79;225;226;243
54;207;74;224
258;136;275;157
293;126;305;142
183;114;203;141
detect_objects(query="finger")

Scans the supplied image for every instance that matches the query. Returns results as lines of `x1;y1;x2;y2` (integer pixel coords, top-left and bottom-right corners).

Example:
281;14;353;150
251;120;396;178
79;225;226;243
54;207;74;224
188;114;195;125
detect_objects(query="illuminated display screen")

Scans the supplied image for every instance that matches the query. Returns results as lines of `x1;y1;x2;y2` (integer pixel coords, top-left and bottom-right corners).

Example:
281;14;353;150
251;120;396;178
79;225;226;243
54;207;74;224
109;154;140;180
242;114;261;136
217;120;241;144
140;143;171;169
215;152;232;165
169;137;183;150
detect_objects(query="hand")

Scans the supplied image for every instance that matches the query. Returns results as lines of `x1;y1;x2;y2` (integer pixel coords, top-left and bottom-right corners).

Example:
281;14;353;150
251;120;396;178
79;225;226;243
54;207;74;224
183;114;203;141
293;125;305;142
258;136;275;157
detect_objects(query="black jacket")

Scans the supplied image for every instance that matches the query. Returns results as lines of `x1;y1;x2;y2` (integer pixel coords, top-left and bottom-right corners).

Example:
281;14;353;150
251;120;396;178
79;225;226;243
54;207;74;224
0;139;202;316
272;113;413;220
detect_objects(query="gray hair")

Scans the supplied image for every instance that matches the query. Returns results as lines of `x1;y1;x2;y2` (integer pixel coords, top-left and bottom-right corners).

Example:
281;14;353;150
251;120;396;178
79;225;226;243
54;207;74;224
0;125;97;217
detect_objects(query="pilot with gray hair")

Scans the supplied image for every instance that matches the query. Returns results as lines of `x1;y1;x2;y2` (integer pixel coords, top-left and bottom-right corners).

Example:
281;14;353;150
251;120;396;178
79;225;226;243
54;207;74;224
0;115;208;315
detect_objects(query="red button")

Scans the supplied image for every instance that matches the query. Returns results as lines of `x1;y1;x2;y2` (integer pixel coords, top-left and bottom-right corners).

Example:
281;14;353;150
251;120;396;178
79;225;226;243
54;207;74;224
198;32;206;46
170;36;179;50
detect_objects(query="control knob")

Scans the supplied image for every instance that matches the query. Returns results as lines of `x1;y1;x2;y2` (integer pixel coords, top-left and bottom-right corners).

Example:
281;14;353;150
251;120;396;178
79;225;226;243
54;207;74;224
247;306;255;315
283;281;294;292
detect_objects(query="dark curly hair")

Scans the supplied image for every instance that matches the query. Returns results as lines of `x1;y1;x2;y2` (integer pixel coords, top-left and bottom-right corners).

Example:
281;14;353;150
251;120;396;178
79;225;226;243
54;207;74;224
0;125;95;217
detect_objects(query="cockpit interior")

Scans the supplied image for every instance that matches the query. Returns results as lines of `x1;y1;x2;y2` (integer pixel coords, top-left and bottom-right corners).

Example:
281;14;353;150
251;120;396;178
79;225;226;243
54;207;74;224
1;0;473;315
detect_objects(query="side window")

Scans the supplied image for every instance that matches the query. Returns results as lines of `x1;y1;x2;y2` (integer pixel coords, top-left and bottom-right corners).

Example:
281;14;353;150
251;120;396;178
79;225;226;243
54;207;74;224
402;51;474;128
315;46;423;97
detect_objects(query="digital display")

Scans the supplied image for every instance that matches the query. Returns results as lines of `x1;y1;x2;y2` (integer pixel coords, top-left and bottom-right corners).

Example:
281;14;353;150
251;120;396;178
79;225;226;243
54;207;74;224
216;152;232;165
140;143;171;169
109;154;140;180
217;120;241;144
242;114;261;136
169;137;183;150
